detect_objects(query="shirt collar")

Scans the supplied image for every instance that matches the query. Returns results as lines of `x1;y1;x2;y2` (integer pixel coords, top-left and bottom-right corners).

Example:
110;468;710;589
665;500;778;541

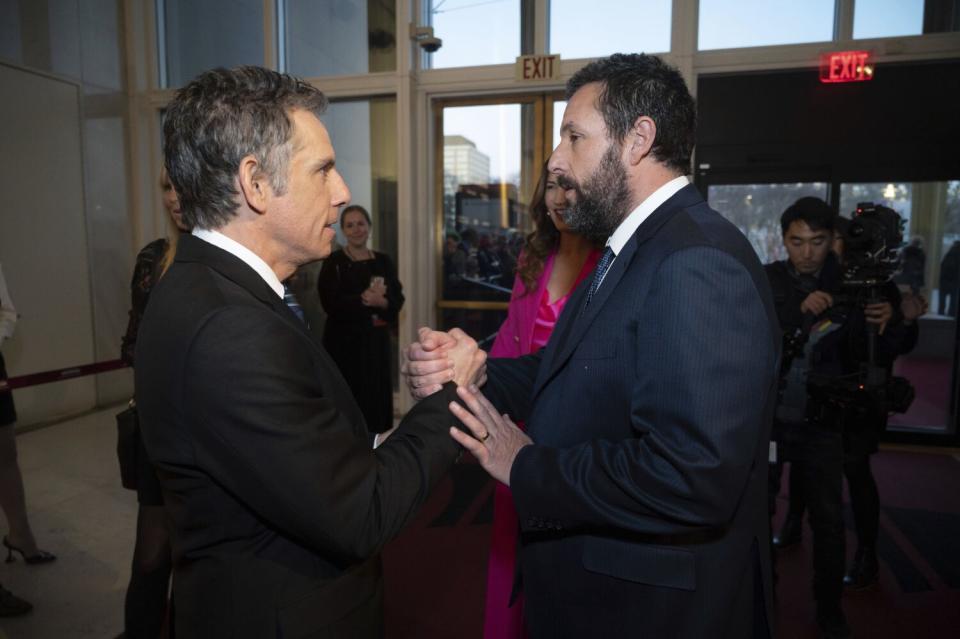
192;228;285;298
606;175;690;256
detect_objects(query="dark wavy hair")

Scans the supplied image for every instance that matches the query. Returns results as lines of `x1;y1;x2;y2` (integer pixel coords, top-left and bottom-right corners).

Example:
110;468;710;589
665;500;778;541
566;53;696;175
516;165;560;295
163;66;328;229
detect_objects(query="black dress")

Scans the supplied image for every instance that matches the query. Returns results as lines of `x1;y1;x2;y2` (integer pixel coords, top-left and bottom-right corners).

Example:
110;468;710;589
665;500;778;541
121;237;168;505
318;249;404;433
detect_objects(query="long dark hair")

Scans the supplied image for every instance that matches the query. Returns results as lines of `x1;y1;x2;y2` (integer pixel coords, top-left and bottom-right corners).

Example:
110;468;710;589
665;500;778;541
516;165;560;295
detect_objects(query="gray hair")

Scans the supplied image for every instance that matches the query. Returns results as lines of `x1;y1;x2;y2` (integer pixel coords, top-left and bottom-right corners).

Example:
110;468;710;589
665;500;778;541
163;66;328;229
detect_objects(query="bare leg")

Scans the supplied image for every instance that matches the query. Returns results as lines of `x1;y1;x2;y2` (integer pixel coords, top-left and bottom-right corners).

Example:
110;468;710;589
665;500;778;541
0;425;41;556
124;504;172;638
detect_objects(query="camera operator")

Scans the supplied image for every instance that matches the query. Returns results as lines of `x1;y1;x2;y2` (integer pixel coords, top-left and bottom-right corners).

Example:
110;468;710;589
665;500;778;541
832;215;924;590
768;198;923;637
766;197;850;639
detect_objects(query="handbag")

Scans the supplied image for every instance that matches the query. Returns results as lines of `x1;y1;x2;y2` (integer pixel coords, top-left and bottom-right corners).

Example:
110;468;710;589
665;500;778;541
116;399;139;490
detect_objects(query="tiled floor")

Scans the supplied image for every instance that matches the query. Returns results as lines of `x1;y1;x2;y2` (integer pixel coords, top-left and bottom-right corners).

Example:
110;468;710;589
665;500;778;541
0;405;133;639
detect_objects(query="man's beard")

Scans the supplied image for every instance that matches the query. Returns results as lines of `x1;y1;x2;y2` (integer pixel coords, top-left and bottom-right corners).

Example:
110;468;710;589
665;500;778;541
556;143;631;244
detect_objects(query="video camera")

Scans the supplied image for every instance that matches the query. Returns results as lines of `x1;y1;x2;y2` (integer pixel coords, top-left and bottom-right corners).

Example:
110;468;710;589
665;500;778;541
838;202;905;289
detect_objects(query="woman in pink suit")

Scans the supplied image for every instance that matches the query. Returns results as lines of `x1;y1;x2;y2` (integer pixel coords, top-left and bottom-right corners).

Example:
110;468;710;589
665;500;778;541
484;166;601;638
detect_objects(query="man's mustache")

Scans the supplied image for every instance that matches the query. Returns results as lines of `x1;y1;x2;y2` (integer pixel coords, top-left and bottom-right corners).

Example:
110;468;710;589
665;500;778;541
555;174;579;191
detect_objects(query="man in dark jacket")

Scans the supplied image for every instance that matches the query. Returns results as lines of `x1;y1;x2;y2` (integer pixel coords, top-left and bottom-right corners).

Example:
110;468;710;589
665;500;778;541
136;66;483;639
767;198;919;638
766;198;850;638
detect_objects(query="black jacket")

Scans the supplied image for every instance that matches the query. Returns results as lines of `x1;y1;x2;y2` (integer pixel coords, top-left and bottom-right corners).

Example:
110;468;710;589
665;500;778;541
136;234;463;639
484;185;779;639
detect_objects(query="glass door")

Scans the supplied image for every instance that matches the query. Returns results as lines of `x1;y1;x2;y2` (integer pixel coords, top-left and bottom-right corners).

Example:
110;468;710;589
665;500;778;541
838;180;960;437
434;94;563;347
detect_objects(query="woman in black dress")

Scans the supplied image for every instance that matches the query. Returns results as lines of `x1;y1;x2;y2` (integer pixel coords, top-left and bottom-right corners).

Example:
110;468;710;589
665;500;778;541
318;206;404;433
119;167;189;638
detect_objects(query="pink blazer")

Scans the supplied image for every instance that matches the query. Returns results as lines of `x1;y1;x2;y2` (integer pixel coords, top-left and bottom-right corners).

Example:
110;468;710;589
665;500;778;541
489;252;556;358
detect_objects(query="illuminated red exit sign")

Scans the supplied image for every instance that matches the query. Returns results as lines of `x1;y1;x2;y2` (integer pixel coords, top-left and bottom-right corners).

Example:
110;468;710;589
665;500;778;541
820;50;874;83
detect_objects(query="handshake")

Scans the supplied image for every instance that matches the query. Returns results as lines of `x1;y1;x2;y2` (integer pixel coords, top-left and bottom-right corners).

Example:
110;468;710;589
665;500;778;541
401;327;488;398
401;327;531;486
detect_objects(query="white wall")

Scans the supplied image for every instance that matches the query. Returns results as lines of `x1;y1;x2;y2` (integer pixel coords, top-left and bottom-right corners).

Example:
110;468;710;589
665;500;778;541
0;63;98;424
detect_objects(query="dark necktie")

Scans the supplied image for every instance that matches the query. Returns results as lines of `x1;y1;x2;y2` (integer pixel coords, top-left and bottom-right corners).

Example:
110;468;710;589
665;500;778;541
283;284;306;324
584;246;615;307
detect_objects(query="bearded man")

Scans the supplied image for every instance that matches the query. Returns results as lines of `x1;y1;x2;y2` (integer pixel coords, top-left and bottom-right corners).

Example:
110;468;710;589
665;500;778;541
405;53;779;638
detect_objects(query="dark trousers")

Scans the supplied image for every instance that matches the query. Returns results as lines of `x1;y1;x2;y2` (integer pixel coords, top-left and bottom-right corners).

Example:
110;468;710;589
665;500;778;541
844;453;879;548
770;426;845;615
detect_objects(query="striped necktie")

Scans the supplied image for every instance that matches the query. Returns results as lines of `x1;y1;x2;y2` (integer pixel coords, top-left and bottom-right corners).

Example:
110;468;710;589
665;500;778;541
283;284;306;324
584;246;615;307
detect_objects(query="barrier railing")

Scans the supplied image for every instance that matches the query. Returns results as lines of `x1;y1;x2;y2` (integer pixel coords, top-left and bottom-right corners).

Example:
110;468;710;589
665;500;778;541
0;359;127;392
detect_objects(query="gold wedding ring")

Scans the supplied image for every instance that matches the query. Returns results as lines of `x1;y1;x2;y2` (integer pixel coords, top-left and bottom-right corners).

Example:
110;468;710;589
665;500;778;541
480;431;490;442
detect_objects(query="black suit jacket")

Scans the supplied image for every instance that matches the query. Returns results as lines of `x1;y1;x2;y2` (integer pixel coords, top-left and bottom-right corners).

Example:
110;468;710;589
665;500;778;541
484;185;780;638
136;235;463;639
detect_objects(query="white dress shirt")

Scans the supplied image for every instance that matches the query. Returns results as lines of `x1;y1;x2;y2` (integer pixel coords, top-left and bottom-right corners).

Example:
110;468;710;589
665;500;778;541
192;228;284;299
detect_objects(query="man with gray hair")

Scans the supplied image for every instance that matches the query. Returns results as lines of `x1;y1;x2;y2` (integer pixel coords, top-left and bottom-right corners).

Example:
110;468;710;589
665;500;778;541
136;66;483;638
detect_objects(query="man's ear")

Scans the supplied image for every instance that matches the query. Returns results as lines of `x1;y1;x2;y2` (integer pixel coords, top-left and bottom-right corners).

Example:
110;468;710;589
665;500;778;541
237;154;270;214
626;116;656;166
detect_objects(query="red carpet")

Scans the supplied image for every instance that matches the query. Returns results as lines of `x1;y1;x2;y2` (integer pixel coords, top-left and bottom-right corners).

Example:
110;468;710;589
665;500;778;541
384;448;960;638
384;460;493;638
772;448;960;638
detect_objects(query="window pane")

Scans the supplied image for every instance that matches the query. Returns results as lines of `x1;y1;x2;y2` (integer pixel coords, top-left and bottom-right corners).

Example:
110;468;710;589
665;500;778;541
552;100;566;151
854;0;924;39
549;0;670;59
429;0;520;69
439;308;508;350
321;98;398;260
838;181;959;435
708;182;829;264
161;0;263;88
839;182;912;229
442;103;531;301
283;0;396;76
938;181;960;320
698;0;834;51
293;98;399;387
0;0;124;87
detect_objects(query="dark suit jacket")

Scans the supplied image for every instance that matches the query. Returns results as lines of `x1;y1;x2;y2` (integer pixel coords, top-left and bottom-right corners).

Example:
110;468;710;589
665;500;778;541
484;185;780;639
136;235;463;639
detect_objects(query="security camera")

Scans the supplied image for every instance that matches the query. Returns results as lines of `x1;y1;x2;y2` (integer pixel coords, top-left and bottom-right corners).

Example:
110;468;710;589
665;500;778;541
410;24;442;54
419;35;443;53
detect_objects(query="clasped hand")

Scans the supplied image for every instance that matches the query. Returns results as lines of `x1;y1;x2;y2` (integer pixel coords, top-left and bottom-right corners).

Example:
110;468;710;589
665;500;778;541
401;327;530;485
401;327;487;399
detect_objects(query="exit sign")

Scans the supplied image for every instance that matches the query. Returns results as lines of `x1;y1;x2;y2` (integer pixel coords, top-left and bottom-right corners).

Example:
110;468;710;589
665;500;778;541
819;50;874;83
516;55;561;81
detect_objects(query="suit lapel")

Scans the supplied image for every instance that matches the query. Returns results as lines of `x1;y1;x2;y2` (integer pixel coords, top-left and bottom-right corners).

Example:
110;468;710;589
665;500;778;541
532;185;705;396
177;235;314;340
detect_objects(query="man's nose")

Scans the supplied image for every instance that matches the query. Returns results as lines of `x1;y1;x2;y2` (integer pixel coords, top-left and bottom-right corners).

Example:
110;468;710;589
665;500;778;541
332;170;351;207
547;147;565;175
